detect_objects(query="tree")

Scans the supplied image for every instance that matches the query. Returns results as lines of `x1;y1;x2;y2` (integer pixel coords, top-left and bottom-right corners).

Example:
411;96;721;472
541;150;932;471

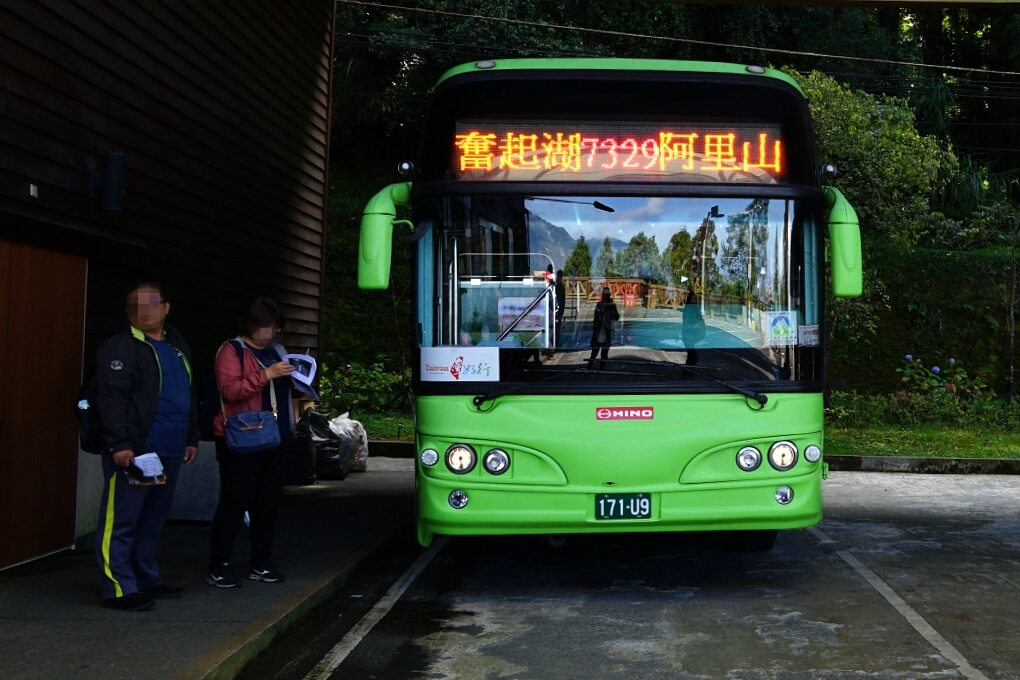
663;229;694;288
593;236;617;279
792;69;956;251
971;202;1020;402
564;235;592;278
690;219;722;295
791;69;957;385
616;232;668;284
721;199;770;295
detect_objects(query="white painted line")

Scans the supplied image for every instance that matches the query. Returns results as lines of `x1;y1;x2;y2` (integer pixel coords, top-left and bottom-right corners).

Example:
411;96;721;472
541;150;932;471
303;537;448;680
807;526;989;680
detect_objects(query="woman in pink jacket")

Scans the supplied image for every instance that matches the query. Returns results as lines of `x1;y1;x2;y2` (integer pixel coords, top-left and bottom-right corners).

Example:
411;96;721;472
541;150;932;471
207;297;295;589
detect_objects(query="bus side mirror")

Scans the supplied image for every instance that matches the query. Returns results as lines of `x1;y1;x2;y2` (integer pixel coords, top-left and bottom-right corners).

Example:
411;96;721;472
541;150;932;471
358;182;412;290
825;186;862;298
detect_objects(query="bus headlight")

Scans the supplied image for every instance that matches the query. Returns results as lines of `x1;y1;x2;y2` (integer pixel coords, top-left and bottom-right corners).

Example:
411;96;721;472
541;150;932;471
804;444;822;463
736;446;762;471
768;441;798;471
483;449;510;475
420;448;439;467
445;444;476;474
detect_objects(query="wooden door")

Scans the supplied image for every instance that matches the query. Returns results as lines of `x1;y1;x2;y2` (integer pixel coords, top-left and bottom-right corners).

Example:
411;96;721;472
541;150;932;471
0;241;86;568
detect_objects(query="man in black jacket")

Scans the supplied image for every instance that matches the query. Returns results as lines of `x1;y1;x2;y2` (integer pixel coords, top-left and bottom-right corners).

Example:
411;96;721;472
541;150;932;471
94;281;199;611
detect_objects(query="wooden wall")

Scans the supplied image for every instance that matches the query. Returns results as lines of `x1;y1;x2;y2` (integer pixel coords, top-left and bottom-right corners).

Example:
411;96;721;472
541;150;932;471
0;0;335;372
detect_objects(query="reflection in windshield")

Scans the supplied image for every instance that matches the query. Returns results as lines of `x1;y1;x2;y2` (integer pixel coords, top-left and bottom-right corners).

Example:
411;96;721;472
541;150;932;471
422;195;820;384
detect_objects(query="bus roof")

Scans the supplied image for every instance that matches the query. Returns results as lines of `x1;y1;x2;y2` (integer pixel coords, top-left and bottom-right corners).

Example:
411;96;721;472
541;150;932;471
433;58;803;95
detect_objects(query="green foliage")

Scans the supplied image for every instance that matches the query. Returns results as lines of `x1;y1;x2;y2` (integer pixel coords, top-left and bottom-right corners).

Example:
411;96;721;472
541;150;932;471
828;244;1013;394
593;236;616;278
563;234;592;278
663;230;694;287
792;69;956;252
897;355;990;402
328;3;1020;421
791;70;959;391
615;232;668;284
828;353;1006;433
318;361;412;416
826;388;1002;432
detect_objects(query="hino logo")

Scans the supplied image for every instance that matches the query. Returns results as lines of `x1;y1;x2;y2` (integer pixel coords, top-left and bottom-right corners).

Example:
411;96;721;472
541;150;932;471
596;407;655;420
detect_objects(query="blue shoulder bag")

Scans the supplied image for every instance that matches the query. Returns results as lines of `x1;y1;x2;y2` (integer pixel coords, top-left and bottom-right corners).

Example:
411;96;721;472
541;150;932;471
221;341;281;454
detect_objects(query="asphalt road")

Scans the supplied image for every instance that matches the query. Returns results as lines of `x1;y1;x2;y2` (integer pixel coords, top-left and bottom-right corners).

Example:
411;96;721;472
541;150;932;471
250;472;1020;679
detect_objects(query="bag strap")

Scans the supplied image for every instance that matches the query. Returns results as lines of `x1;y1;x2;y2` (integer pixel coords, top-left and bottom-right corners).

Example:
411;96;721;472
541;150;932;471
219;340;277;425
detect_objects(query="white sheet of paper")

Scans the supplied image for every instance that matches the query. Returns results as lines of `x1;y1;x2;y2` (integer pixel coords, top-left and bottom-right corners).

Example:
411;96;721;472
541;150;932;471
133;452;164;477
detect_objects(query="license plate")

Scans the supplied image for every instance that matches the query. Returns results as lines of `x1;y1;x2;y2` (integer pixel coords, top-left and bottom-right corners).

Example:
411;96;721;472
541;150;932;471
595;493;652;520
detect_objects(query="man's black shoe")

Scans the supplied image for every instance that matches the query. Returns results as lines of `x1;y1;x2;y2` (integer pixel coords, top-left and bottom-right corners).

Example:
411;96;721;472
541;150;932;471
103;592;155;611
142;584;184;599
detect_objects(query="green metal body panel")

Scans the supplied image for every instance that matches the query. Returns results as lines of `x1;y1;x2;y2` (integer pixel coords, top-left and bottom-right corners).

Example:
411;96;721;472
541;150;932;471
414;392;824;546
358;182;411;290
825;186;863;297
433;58;804;95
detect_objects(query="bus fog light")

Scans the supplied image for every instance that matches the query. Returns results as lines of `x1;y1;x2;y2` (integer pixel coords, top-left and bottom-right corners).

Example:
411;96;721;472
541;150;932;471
449;489;469;509
736;446;762;471
775;486;794;505
804;445;821;463
445;444;476;474
420;449;439;467
483;449;510;475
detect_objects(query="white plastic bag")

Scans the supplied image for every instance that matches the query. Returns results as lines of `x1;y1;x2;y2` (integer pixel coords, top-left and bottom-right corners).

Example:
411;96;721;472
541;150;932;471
328;412;369;472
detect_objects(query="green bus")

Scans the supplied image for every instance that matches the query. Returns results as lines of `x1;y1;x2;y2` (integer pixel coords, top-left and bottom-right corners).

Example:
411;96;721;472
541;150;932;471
358;59;862;550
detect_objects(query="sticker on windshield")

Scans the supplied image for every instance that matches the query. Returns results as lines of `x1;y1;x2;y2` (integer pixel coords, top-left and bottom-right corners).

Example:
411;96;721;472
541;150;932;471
799;324;819;347
421;347;500;382
764;311;798;346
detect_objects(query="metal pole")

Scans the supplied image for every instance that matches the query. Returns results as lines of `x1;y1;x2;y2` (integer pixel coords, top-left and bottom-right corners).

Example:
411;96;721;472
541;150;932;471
700;218;707;314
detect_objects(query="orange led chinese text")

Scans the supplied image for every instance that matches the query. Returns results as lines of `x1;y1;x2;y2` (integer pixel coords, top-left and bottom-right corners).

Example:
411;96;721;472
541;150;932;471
742;133;782;174
701;134;740;171
499;133;541;170
542;132;582;172
455;131;497;171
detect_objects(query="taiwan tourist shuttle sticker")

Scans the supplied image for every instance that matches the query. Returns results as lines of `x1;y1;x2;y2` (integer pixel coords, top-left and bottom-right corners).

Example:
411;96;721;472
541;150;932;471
421;347;500;382
765;311;798;346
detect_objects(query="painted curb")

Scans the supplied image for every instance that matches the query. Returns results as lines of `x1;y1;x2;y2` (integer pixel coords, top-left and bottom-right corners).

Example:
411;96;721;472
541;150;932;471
826;455;1020;475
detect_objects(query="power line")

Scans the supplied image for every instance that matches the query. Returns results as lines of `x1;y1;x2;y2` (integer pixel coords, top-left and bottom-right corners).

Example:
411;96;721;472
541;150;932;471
336;0;1020;78
334;29;596;58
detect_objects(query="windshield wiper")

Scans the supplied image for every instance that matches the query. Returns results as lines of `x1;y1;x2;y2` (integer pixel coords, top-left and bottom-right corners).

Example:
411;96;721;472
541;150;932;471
472;365;588;410
472;357;766;410
611;358;768;406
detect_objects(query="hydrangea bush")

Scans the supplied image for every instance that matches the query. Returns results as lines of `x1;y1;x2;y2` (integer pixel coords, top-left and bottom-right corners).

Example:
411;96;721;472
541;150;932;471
827;353;1020;430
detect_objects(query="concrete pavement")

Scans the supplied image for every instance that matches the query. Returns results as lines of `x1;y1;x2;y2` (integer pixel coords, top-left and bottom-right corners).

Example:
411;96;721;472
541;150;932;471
0;456;416;680
1;448;1017;680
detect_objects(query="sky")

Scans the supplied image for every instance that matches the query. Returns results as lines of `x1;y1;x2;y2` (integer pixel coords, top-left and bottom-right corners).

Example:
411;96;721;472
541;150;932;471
526;196;752;249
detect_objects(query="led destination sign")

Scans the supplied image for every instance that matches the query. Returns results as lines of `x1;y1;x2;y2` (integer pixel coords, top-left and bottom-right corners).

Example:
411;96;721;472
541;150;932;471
452;121;785;184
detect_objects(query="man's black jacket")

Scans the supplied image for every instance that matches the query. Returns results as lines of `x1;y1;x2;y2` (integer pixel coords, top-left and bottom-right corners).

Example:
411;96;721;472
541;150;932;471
94;323;199;455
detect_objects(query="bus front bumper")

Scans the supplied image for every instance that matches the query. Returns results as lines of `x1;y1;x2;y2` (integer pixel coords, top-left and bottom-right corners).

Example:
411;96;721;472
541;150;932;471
415;473;822;547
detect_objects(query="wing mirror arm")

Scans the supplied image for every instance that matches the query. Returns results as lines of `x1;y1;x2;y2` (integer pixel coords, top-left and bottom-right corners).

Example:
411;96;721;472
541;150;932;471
358;182;412;290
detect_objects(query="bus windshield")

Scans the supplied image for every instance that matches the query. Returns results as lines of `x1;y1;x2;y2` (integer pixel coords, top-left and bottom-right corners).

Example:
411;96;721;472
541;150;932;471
417;193;822;387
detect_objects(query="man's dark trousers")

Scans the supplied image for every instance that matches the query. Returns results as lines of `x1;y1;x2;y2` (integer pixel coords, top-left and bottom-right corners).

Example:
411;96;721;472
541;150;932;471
95;455;183;600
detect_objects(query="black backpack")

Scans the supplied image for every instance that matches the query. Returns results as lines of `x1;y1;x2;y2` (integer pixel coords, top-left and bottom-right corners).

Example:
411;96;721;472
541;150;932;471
76;369;103;455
